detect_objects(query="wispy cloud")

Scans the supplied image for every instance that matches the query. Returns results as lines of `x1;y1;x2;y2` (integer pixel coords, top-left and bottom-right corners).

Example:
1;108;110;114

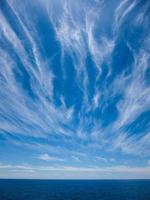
0;0;150;178
38;153;64;162
0;1;74;139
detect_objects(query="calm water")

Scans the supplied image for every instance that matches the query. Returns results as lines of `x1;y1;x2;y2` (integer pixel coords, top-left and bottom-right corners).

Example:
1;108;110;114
0;179;150;200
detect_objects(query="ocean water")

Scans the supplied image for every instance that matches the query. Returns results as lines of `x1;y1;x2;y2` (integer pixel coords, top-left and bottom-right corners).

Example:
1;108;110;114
0;179;150;200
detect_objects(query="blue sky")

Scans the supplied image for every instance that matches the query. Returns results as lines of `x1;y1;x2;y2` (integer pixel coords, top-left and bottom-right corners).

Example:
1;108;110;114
0;0;150;179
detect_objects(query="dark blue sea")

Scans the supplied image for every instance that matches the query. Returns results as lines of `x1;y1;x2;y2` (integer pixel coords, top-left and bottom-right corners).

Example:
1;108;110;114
0;179;150;200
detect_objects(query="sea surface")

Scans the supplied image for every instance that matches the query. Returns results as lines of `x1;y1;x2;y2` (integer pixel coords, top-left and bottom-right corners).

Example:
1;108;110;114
0;179;150;200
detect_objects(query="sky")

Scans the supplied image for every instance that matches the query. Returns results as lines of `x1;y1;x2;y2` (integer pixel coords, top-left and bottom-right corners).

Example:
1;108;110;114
0;0;150;179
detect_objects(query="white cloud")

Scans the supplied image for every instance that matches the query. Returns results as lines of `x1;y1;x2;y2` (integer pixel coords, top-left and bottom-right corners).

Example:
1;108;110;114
38;153;64;162
95;156;107;162
114;0;138;33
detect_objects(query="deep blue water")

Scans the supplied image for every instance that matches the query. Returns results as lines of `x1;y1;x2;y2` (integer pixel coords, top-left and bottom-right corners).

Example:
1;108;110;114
0;179;150;200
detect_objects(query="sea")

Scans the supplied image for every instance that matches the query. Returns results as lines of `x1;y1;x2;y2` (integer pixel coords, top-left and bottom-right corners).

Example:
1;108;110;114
0;179;150;200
